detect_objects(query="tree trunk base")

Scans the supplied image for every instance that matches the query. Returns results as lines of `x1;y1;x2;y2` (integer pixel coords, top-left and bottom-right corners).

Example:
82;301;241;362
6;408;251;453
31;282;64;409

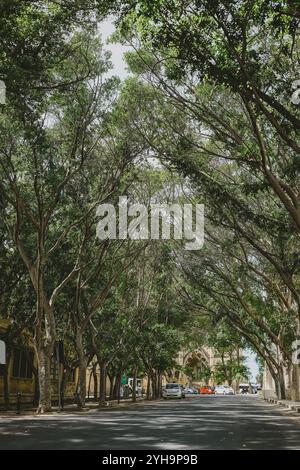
36;404;52;414
98;401;109;408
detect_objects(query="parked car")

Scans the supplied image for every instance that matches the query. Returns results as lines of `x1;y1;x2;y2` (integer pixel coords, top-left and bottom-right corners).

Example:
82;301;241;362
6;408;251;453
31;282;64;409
199;386;215;395
215;384;235;395
184;386;199;395
163;383;185;399
239;383;250;394
223;385;235;395
215;385;225;394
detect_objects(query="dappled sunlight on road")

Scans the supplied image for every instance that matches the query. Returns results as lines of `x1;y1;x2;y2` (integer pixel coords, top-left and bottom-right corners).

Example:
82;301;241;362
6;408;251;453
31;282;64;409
1;396;300;450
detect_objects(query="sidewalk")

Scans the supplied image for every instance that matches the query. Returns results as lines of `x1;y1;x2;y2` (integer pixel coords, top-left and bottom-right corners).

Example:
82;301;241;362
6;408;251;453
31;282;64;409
265;397;300;413
0;397;148;418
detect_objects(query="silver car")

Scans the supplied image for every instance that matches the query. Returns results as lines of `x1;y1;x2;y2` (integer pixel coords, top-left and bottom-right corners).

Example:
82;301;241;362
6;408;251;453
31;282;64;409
215;385;235;395
163;383;185;399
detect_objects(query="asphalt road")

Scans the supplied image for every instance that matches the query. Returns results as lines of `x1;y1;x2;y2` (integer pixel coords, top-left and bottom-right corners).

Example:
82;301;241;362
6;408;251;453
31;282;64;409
1;395;300;450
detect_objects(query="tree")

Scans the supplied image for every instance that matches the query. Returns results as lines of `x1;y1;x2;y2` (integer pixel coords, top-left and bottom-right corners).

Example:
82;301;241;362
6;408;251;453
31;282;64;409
108;17;300;397
118;1;300;234
0;28;119;411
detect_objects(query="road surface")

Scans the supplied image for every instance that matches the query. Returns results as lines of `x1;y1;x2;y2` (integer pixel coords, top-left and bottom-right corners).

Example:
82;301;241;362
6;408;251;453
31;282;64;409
1;395;300;450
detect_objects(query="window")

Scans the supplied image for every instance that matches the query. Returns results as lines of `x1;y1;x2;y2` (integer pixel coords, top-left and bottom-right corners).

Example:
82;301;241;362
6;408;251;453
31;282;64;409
50;360;59;381
12;349;21;377
68;369;76;383
12;349;34;379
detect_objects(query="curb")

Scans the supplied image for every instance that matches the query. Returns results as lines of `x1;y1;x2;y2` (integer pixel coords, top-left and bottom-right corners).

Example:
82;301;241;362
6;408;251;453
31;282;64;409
0;399;158;419
265;397;300;413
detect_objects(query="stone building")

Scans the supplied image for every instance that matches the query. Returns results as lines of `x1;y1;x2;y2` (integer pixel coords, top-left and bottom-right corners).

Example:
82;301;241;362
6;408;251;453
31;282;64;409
0;319;78;407
166;346;242;389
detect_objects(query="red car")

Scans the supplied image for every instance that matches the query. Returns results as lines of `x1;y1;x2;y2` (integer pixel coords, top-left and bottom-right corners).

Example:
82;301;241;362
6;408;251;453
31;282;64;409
199;386;215;395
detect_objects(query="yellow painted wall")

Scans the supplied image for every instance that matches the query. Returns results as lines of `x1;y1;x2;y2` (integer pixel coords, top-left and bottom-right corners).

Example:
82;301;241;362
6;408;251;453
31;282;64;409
0;321;78;405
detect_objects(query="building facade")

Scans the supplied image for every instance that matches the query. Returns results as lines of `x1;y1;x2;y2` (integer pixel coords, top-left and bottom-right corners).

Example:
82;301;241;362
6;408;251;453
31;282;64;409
85;345;242;400
0;319;78;407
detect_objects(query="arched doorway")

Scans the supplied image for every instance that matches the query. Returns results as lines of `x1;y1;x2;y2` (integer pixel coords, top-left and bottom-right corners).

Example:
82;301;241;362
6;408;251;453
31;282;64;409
184;349;211;386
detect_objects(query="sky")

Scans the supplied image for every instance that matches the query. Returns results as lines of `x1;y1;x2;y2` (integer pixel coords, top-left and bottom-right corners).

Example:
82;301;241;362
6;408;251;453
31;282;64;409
245;350;260;383
99;18;130;79
98;19;260;385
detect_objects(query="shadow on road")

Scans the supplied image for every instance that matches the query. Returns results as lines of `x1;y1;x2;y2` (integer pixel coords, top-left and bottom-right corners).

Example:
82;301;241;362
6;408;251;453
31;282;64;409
1;396;300;450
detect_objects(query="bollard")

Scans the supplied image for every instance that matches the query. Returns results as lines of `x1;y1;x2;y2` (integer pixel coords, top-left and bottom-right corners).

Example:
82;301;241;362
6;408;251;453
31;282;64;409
16;393;21;415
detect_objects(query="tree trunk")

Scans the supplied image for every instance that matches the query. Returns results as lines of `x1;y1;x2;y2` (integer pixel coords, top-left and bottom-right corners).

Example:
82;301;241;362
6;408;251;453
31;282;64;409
99;361;107;406
291;319;300;401
34;288;56;413
87;370;92;399
33;365;40;406
93;366;98;401
75;328;87;408
132;368;137;403
157;374;162;399
109;374;115;400
152;372;157;399
117;373;122;403
275;366;286;399
146;374;151;400
113;372;121;400
291;364;300;401
36;346;52;413
113;373;119;399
